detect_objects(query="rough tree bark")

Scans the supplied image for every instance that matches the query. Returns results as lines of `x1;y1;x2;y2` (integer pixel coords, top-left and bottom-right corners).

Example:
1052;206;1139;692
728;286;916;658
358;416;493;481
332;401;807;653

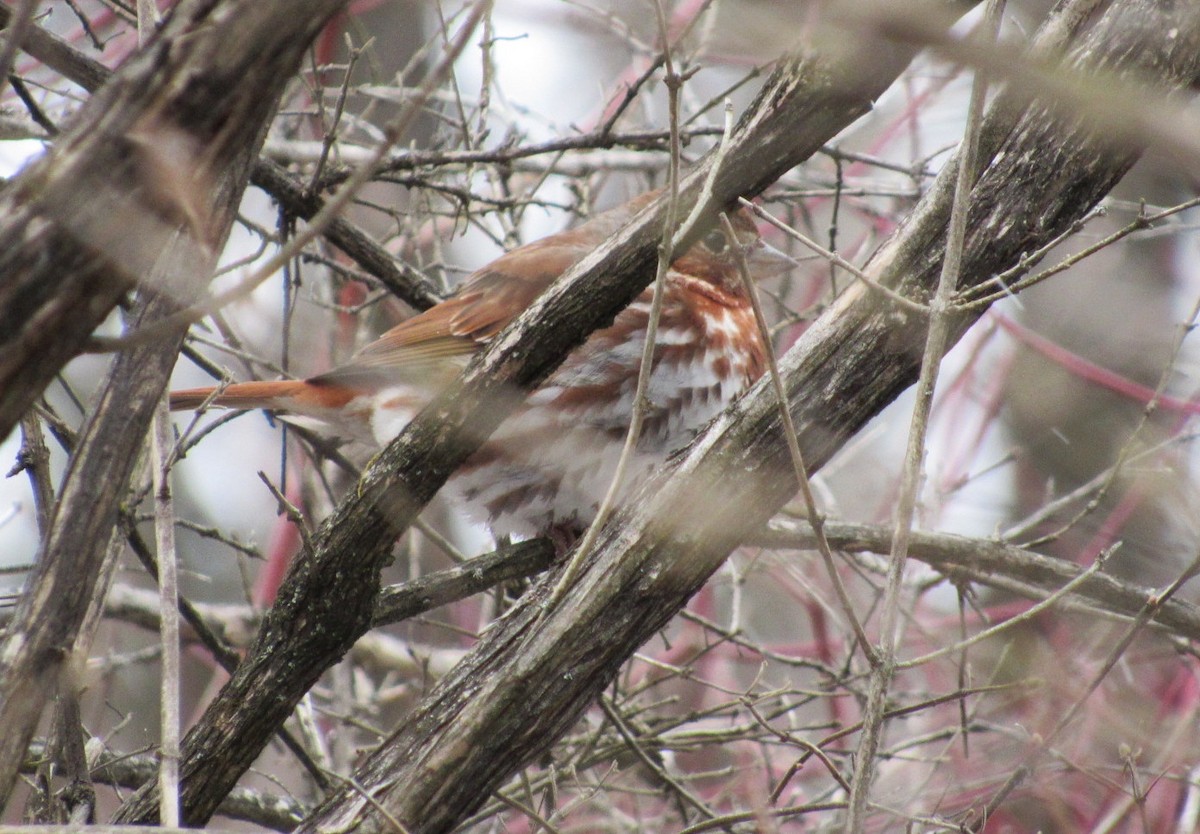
0;0;349;442
2;0;1192;830
111;1;974;824
0;3;444;312
291;3;1200;832
0;0;347;807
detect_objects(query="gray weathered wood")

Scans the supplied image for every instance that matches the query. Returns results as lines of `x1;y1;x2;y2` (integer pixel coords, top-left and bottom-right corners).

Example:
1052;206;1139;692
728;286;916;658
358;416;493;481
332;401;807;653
293;3;1200;831
110;3;966;825
0;0;346;441
0;0;347;808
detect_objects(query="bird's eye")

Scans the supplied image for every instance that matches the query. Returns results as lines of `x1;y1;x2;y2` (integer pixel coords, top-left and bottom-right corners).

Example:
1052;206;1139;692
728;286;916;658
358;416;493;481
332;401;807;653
702;229;728;254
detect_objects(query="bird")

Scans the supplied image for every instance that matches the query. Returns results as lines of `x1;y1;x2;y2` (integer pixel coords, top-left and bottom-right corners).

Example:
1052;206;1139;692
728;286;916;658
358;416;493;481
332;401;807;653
171;192;796;545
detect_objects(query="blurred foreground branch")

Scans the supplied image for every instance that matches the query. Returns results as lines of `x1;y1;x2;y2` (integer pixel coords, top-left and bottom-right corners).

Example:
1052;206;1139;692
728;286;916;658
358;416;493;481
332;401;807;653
112;0;968;825
294;4;1200;831
0;0;347;808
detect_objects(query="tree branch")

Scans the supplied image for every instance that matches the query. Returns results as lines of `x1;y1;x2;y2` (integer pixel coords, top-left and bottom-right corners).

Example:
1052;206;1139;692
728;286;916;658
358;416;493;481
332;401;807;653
0;0;347;808
754;521;1200;644
291;3;1200;832
110;1;968;826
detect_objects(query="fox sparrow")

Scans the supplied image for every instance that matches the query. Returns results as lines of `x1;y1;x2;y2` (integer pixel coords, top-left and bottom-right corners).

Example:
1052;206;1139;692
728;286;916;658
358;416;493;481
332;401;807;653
171;193;795;541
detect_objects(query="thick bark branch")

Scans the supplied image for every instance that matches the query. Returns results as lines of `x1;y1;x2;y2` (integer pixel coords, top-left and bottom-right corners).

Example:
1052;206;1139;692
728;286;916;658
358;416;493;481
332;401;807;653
290;3;1200;832
21;740;306;831
247;158;445;310
0;0;345;808
0;0;346;442
102;539;555;641
112;2;967;825
0;6;444;316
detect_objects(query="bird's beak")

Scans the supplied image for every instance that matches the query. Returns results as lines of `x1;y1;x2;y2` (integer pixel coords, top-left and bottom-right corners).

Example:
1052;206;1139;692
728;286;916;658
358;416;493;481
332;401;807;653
746;239;801;279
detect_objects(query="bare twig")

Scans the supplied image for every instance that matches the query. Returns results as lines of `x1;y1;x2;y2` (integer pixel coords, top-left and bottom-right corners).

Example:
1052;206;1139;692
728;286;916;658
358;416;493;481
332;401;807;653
723;209;876;664
90;1;491;352
151;402;182;827
846;3;1005;828
547;5;692;610
974;550;1200;829
740;202;928;315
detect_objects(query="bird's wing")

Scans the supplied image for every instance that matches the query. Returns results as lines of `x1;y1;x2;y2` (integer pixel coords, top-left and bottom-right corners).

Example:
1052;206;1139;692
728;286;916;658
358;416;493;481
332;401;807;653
312;191;664;387
312;237;589;387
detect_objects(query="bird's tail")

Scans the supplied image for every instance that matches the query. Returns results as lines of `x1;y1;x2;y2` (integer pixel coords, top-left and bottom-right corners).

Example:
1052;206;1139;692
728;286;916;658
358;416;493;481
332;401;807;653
169;379;356;413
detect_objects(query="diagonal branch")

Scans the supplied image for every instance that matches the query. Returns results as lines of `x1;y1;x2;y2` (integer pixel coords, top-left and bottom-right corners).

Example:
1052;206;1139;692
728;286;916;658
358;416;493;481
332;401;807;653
0;0;348;809
289;3;1200;832
112;1;973;825
0;0;350;443
753;521;1200;646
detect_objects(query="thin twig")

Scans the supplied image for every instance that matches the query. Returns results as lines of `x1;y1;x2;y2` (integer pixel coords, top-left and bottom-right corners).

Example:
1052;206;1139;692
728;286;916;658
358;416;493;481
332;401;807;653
151;400;181;827
548;1;697;610
973;549;1200;829
722;211;877;665
954;197;1200;311
895;550;1108;669
598;696;717;822
1019;285;1200;550
89;0;492;352
738;201;928;315
846;3;1005;829
308;35;370;194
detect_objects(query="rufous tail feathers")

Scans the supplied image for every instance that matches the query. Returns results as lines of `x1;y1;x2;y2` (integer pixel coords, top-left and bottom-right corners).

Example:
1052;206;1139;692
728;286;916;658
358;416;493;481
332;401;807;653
169;379;356;413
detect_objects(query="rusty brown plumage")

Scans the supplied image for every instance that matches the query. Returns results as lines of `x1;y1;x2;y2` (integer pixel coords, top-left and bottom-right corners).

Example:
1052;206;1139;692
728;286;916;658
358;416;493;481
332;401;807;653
171;194;794;542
